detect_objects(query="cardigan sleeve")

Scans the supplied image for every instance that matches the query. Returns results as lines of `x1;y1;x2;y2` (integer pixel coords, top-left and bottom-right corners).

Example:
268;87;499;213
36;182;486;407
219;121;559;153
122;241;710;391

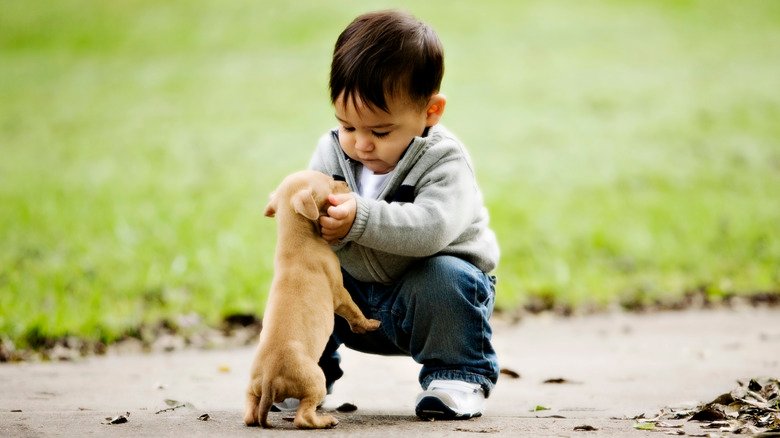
341;153;479;257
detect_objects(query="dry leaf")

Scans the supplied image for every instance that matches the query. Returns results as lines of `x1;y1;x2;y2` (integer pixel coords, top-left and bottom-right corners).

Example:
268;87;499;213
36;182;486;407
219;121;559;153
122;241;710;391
632;422;655;430
689;406;727;422
543;377;581;384
104;412;130;425
336;403;357;413
700;420;731;429
573;425;597;431
654;421;683;428
645;377;780;435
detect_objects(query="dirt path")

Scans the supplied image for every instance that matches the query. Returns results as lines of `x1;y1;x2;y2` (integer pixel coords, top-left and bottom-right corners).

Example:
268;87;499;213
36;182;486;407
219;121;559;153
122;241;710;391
1;307;778;437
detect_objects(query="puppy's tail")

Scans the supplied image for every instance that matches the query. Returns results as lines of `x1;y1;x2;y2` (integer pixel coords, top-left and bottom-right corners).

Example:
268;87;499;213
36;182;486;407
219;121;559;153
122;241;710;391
258;379;276;428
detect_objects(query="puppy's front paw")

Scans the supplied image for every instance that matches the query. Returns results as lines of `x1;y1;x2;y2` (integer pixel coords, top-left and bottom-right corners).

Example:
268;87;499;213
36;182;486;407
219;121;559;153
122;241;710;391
366;318;380;331
350;318;381;334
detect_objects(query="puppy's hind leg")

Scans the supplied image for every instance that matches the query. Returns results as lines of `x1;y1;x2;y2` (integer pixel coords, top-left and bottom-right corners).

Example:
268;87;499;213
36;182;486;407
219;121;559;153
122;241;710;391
244;377;275;428
293;364;337;429
333;286;381;334
294;396;338;429
243;379;262;426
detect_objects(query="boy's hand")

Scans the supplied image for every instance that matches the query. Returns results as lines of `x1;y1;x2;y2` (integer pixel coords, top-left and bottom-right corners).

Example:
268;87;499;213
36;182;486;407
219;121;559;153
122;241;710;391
320;193;357;244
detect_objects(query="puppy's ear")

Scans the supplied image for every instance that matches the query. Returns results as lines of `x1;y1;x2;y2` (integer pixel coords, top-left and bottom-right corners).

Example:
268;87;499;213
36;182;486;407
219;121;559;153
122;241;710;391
291;188;320;221
264;192;277;217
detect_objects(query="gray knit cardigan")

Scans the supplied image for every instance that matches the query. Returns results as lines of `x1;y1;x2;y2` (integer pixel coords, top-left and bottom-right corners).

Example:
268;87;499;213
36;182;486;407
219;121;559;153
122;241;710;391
308;124;499;284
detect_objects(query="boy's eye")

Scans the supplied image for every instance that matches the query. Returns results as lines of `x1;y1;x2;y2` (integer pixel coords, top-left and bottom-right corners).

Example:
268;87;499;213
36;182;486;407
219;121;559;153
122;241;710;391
343;126;356;132
372;131;390;138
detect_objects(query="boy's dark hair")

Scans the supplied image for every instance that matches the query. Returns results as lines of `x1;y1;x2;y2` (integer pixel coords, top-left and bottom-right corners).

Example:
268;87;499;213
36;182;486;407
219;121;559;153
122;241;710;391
330;10;444;112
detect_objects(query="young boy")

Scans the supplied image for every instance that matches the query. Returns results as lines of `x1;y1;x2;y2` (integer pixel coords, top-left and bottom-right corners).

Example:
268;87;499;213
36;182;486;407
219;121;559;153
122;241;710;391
308;9;500;420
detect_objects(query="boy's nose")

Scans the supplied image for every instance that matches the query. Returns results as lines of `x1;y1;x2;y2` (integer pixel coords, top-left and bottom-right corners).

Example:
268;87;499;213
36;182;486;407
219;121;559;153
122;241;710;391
354;134;373;151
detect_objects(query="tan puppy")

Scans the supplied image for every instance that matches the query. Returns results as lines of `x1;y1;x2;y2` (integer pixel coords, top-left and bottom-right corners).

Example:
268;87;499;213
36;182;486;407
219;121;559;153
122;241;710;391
244;170;380;429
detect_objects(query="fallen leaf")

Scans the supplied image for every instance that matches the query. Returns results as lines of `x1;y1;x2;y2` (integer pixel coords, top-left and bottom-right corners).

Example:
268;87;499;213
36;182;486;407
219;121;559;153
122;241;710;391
532;405;550;412
336;403;357;413
499;368;521;379
700;420;731;429
543;377;580;384
689;406;727;422
104;412;130;425
709;392;735;405
669;409;696;420
454;427;499;433
573;425;597;431
197;413;210;421
632;422;655;430
217;364;231;373
641;376;780;436
11;409;22;413
655;421;683;428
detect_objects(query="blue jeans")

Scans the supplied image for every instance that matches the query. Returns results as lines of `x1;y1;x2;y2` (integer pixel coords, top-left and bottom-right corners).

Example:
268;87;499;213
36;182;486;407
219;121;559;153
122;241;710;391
318;255;499;396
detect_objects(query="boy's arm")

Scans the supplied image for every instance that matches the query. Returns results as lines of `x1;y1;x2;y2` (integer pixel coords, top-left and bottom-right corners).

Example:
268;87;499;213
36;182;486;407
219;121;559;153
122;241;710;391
340;156;479;257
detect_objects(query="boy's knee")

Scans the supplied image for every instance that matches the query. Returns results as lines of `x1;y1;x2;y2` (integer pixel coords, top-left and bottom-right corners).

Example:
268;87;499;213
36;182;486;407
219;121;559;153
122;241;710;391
406;256;489;305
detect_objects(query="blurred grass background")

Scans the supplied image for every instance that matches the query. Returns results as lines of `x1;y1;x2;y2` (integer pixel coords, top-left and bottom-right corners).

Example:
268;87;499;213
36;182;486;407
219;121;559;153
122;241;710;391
1;0;779;347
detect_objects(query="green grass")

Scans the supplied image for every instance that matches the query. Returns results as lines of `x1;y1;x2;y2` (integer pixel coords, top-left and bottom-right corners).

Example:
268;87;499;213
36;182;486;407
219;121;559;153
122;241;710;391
2;0;779;347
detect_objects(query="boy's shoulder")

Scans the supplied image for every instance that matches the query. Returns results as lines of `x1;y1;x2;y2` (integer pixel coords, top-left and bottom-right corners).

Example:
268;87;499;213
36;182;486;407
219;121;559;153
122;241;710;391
426;124;454;144
422;124;474;163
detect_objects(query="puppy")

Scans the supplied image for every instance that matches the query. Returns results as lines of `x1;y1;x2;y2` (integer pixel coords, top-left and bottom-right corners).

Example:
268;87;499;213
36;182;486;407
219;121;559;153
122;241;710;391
244;170;381;429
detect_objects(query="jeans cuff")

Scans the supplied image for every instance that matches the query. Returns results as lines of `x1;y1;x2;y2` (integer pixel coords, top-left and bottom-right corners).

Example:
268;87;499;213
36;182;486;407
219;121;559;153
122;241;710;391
422;371;495;398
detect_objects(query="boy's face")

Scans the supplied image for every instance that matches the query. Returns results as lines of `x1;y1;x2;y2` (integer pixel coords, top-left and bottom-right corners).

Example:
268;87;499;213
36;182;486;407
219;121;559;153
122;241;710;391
334;93;443;175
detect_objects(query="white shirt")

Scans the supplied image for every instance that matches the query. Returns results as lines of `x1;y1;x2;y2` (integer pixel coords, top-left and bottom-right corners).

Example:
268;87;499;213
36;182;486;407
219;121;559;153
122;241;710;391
358;166;394;200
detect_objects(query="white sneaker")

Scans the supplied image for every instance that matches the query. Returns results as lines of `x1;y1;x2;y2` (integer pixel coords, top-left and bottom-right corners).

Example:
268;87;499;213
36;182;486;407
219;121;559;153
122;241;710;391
271;394;332;412
271;397;300;412
415;380;485;420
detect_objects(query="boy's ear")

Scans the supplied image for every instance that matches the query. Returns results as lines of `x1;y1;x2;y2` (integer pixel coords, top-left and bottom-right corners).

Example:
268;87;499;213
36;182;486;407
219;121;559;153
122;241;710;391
264;192;277;217
425;94;447;126
291;188;320;221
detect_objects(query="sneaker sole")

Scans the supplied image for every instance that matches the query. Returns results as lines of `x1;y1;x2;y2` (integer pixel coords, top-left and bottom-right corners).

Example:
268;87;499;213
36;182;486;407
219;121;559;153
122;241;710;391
415;396;482;420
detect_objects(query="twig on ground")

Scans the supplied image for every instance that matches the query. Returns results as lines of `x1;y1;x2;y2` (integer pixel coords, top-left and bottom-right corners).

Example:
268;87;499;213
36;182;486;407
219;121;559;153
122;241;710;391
155;404;186;414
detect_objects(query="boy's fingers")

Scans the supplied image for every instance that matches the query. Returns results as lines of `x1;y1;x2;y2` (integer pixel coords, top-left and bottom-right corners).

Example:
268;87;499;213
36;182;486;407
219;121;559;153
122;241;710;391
319;215;338;229
328;192;353;206
327;204;348;220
